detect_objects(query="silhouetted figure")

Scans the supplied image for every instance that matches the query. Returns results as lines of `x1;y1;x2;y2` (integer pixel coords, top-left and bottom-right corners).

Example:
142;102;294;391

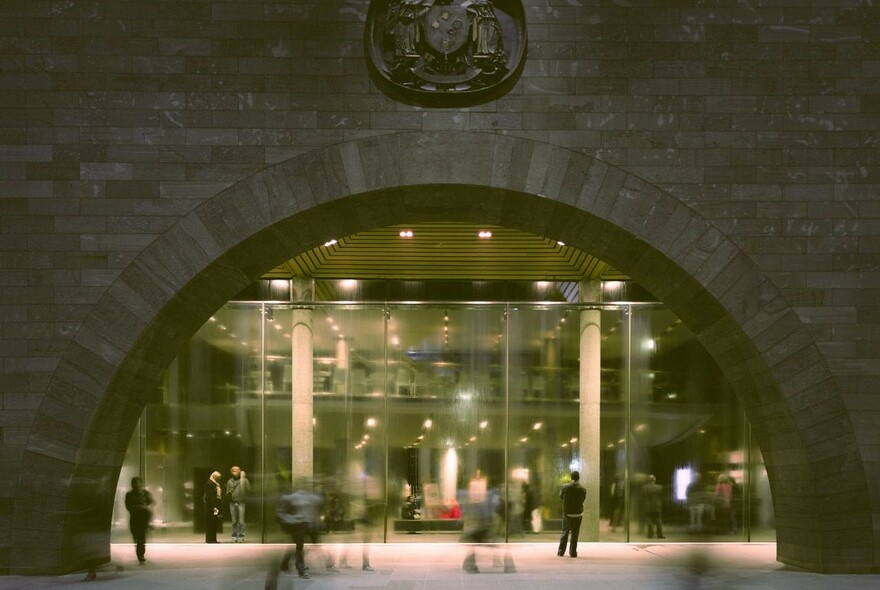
609;474;625;532
203;470;222;543
124;477;154;564
557;470;586;557
642;474;665;539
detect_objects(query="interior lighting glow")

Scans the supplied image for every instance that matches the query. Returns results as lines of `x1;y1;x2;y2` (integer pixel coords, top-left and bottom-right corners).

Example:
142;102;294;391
399;230;413;238
423;418;433;429
323;239;337;247
533;422;543;430
557;241;565;246
675;467;693;502
340;279;358;290
478;230;492;238
366;417;377;428
479;420;488;429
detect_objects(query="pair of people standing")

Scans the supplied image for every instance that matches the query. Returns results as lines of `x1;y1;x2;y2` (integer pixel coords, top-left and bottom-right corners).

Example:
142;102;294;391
204;466;251;543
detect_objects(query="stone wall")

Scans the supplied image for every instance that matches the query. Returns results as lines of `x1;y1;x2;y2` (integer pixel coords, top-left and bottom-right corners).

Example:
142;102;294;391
1;0;879;574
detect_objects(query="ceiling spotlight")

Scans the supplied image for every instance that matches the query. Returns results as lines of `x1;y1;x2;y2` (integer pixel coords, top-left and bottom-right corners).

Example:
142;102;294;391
399;230;413;238
478;230;492;239
323;239;337;247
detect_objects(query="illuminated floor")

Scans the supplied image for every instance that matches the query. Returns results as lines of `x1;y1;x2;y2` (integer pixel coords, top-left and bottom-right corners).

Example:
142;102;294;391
2;542;877;589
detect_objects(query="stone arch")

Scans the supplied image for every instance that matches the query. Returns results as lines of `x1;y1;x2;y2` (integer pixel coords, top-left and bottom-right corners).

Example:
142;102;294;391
14;131;873;574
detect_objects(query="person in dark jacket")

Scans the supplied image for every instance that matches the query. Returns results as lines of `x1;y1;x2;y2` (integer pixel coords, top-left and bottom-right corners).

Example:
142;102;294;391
642;474;665;539
557;470;587;558
124;477;154;564
273;481;337;579
203;471;223;543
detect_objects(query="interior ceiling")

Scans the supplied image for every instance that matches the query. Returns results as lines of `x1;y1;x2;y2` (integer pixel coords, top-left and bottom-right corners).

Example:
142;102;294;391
263;222;630;281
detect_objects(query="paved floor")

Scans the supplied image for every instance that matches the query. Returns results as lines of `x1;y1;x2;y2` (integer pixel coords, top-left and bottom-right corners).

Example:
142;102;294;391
1;542;877;589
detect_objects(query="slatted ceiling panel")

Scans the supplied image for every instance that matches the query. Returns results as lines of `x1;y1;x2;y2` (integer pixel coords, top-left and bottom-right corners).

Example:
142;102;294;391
263;223;629;281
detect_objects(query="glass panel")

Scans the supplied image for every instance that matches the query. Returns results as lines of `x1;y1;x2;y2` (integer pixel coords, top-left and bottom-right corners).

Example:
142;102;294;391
599;307;629;541
111;304;265;543
386;305;505;543
628;305;746;542
749;434;775;541
262;303;387;556
506;305;627;544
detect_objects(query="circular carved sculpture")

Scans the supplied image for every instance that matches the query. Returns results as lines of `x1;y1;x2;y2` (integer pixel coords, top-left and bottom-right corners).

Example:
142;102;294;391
366;0;528;107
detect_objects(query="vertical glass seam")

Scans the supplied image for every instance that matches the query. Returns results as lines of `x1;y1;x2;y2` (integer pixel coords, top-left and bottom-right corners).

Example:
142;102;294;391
383;305;390;543
624;305;632;544
745;419;752;542
260;303;267;544
503;303;510;543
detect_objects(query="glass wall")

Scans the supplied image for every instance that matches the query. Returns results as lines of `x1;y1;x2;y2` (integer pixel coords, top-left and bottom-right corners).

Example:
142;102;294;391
112;293;774;545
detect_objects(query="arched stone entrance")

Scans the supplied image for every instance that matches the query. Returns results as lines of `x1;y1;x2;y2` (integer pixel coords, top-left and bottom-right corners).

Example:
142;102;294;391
13;132;873;574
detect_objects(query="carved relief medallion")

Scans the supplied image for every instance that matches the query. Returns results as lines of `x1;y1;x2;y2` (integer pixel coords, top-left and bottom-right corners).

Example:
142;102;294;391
366;0;527;106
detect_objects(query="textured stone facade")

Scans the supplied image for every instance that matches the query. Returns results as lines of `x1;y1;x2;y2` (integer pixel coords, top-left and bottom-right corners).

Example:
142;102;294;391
1;0;879;575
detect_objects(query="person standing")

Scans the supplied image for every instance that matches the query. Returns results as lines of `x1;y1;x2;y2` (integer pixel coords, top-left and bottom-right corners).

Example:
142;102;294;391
124;477;154;564
557;470;586;558
712;474;734;534
203;471;223;543
226;466;250;543
642;474;665;539
686;473;708;533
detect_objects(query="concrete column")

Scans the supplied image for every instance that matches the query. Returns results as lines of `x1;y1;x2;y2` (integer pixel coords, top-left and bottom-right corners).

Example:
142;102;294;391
291;278;315;482
579;280;602;541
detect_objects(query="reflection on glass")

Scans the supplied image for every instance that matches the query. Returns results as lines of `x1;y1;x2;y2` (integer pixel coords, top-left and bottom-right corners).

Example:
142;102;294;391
112;294;774;546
